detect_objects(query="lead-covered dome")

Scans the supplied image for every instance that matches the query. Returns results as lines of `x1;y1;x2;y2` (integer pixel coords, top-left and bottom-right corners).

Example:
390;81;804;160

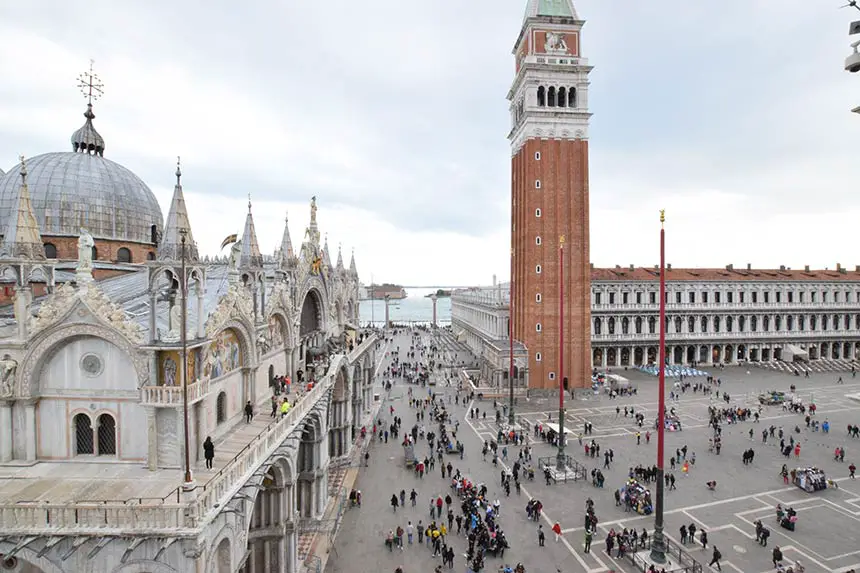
0;152;163;244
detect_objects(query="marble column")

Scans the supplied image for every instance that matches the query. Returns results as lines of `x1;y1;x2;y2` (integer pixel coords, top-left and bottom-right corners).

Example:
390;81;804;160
285;521;298;573
13;286;31;341
146;406;158;471
196;287;206;338
431;294;438;327
0;401;12;462
23;400;37;462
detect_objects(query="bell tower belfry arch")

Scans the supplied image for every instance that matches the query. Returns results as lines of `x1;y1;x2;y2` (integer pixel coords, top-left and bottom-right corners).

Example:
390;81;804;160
509;0;593;389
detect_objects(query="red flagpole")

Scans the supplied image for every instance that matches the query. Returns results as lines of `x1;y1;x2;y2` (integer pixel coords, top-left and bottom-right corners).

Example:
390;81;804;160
650;210;668;562
556;235;566;470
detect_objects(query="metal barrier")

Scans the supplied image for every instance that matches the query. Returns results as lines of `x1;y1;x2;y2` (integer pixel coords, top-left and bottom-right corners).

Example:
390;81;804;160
536;455;588;483
626;536;703;573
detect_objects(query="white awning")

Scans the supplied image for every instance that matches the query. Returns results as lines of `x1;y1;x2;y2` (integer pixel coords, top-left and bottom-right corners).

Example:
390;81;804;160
784;345;809;362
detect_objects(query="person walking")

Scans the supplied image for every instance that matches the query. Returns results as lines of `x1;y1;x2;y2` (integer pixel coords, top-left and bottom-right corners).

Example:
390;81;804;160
538;524;545;547
391;494;399;512
203;436;215;469
772;546;783;568
244;400;254;423
270;395;278;418
708;546;722;571
584;528;593;553
552;522;562;542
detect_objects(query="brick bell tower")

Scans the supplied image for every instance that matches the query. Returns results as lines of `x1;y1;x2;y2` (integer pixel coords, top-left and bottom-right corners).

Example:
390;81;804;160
509;0;592;390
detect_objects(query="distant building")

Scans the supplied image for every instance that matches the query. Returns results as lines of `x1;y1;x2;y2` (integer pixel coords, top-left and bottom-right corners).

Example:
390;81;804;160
450;284;529;389
453;266;860;388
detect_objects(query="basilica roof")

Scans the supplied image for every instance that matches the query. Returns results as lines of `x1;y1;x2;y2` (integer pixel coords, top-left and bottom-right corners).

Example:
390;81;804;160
0;151;163;245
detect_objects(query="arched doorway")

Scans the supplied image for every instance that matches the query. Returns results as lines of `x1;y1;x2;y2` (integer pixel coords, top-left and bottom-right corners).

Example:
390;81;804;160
699;345;708;363
832;342;841;360
620;347;630;366
300;290;323;336
216;537;231;573
724;345;733;363
329;366;351;458
712;346;722;363
593;348;603;366
297;414;325;519
737;345;747;361
647;347;657;364
241;463;295;573
607;348;617;367
634;347;643;366
686;346;695;364
673;346;683;364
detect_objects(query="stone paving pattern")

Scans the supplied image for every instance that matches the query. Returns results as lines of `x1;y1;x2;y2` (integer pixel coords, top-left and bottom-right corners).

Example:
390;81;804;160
327;331;860;573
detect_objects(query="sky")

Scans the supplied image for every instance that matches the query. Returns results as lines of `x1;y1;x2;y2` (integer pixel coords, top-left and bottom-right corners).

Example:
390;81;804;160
0;1;859;287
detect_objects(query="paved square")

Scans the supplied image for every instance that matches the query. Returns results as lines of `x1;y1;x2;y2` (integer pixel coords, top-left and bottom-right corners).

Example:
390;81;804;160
327;335;860;573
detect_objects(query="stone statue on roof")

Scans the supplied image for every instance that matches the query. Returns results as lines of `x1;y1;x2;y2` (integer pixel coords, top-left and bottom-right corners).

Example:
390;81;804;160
77;228;94;271
310;196;318;225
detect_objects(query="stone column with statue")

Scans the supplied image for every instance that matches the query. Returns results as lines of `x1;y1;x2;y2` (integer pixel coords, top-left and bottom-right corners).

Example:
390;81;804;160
76;228;95;285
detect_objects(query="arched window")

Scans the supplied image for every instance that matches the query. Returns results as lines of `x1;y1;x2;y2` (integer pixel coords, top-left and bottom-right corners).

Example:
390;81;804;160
97;413;116;456
834;314;840;330
846;315;851;330
117;247;132;263
537;86;546;107
558;87;567;108
74;413;94;455
751;316;757;331
764;315;770;331
621;317;629;334
608;317;615;334
688;316;695;333
674;316;682;333
217;392;227;424
594;318;601;335
635;317;643;334
787;316;794;331
798;316;805;330
147;252;156;261
775;316;782;330
822;315;828;330
648;316;656;334
43;243;57;259
714;317;721;332
547;87;556;107
810;316;817;330
568;87;576;107
91;246;98;261
701;316;708;332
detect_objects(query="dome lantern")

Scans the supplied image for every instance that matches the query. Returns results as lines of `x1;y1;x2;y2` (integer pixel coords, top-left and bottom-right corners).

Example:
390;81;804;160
71;104;106;157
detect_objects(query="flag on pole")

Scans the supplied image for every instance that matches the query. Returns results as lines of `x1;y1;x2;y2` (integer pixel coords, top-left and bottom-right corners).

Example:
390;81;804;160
220;234;238;250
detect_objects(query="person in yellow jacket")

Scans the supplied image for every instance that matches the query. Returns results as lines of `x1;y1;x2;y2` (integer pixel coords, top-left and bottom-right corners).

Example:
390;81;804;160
280;399;291;417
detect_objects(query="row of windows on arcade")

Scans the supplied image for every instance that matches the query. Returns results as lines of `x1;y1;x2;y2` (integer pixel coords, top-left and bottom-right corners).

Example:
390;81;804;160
595;289;860;305
592;314;860;335
73;396;231;457
42;243;154;263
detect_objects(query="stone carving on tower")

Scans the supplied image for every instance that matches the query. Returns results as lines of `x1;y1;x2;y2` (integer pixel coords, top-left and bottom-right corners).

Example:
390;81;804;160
0;155;56;341
148;158;205;344
238;199;265;323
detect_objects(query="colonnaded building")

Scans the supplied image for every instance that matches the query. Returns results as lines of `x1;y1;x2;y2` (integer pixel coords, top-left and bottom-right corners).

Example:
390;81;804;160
0;79;380;573
452;264;860;388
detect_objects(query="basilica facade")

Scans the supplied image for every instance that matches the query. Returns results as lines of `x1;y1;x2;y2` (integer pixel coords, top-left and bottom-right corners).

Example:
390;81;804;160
0;89;372;573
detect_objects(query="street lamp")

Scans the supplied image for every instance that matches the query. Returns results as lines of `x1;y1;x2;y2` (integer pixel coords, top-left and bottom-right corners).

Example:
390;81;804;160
180;229;192;486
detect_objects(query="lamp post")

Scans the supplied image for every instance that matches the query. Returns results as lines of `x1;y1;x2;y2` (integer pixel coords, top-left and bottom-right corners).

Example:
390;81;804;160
649;210;668;563
555;235;566;471
508;248;515;425
180;229;192;486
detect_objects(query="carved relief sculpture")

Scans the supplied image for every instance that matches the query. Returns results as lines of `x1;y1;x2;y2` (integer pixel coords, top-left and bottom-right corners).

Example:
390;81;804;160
544;32;568;54
0;355;17;397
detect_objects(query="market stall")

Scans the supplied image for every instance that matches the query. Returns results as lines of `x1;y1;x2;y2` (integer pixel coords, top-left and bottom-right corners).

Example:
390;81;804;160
793;466;827;492
619;480;653;515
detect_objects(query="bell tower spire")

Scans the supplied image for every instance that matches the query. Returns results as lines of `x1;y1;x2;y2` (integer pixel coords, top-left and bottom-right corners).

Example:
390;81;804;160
509;0;592;390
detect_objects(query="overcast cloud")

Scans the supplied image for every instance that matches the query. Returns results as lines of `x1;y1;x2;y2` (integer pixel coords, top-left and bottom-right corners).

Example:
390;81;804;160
0;1;858;286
